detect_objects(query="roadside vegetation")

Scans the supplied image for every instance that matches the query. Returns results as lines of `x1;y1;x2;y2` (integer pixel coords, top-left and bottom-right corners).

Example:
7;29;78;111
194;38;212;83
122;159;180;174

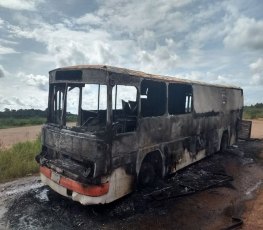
0;117;46;129
0;108;77;129
243;103;263;119
0;109;47;129
0;138;41;183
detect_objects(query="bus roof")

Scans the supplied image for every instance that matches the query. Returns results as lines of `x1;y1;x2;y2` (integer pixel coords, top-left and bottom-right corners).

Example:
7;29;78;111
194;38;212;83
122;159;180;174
50;65;241;90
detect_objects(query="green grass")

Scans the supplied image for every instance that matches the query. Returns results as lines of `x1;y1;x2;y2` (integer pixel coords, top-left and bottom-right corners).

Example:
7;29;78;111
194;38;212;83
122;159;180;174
243;105;263;119
0;117;46;129
0;138;41;183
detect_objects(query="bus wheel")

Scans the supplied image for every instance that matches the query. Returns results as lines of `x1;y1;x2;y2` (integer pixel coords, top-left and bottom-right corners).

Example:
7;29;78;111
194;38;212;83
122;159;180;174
138;162;156;187
220;132;229;151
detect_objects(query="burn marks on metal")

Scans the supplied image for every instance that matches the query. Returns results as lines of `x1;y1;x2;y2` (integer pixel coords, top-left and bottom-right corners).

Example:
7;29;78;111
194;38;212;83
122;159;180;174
38;65;243;190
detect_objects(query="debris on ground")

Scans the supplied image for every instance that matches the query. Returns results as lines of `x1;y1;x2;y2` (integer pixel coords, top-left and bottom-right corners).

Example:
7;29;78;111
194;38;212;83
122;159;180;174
1;139;263;230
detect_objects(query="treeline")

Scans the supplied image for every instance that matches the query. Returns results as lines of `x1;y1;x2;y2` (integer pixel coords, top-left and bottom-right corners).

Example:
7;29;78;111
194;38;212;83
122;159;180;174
0;109;47;129
0;109;77;129
0;108;47;118
243;103;263;119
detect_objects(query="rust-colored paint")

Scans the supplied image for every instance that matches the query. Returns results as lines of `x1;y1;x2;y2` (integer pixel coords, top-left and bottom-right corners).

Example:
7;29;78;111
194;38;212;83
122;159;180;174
40;166;109;197
40;165;51;178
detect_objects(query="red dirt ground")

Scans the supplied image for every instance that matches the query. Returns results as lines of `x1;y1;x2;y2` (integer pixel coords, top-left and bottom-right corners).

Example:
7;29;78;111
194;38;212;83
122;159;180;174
0;125;42;148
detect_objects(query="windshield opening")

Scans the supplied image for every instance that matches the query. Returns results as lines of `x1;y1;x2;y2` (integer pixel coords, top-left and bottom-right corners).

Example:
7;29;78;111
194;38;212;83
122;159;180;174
49;83;107;133
66;86;80;126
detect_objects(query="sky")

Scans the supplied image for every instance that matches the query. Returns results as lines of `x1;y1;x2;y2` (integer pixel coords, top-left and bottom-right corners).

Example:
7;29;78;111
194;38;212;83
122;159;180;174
0;0;263;111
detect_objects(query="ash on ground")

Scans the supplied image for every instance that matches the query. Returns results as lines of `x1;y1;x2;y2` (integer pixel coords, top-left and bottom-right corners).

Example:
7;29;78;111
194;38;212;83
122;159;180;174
3;139;263;230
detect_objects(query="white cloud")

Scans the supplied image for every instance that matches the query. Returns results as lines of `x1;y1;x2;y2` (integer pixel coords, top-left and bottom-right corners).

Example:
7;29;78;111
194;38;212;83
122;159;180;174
8;0;198;71
0;17;4;27
9;13;182;73
251;74;263;85
0;65;6;78
137;39;179;74
1;0;263;107
250;57;263;73
0;71;48;111
0;38;18;45
224;17;263;50
0;45;18;54
10;22;117;66
0;65;10;78
249;58;263;85
75;13;103;26
0;0;42;11
18;72;48;91
0;96;25;108
95;0;192;35
175;71;241;87
0;95;46;110
194;2;222;22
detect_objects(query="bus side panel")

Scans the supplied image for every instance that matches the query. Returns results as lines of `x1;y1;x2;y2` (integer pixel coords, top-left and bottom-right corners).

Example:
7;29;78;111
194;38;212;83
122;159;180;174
136;85;243;177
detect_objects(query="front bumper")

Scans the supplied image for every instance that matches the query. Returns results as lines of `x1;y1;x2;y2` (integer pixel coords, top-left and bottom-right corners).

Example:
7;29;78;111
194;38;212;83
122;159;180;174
40;166;134;205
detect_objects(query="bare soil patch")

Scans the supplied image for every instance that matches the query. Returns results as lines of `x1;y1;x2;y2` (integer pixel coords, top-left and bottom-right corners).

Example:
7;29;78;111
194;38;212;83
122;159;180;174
250;119;263;139
0;125;42;148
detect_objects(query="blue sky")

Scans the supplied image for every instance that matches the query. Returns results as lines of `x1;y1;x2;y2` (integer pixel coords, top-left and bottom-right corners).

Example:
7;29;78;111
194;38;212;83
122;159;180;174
0;0;263;110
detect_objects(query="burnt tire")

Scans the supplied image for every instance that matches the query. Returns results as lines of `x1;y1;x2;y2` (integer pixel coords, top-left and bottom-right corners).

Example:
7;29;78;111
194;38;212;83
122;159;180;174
138;162;156;188
220;132;229;152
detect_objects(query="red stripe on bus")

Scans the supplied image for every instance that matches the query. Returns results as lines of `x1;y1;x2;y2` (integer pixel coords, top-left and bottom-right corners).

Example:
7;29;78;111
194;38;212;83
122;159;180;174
40;165;52;178
40;166;109;197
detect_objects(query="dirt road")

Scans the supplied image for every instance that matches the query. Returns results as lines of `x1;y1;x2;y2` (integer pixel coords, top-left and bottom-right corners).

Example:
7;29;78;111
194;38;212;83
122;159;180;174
250;119;263;139
0;125;42;148
0;122;76;148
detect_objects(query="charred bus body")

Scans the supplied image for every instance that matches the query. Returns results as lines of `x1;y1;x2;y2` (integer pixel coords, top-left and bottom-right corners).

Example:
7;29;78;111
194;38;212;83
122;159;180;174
36;65;243;205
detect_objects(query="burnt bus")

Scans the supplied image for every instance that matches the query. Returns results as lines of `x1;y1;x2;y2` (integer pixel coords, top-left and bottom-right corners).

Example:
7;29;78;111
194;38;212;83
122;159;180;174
36;65;243;205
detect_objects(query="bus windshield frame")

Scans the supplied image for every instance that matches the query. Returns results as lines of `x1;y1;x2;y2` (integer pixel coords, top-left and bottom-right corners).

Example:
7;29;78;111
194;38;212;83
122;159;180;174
48;83;109;133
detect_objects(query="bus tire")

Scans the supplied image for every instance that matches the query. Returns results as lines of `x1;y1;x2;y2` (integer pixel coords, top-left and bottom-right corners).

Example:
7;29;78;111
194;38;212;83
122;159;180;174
220;132;229;151
137;162;156;187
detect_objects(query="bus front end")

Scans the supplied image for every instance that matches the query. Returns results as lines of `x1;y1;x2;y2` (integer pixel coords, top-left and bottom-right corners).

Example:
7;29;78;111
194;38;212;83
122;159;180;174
36;66;134;204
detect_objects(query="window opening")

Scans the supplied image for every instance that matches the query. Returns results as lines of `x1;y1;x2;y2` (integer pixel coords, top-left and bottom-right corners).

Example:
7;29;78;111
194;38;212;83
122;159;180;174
82;84;107;111
80;84;107;132
112;85;137;133
66;86;80;126
168;84;192;115
140;80;166;117
52;85;65;125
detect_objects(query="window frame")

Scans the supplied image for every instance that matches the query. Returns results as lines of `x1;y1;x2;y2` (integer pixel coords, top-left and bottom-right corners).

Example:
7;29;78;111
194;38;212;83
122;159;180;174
168;83;193;116
140;79;167;118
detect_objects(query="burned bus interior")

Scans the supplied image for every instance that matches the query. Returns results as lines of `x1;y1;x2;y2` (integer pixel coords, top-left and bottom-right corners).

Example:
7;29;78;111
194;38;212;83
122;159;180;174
49;75;193;134
49;82;108;133
141;80;166;117
49;73;139;134
112;84;138;134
